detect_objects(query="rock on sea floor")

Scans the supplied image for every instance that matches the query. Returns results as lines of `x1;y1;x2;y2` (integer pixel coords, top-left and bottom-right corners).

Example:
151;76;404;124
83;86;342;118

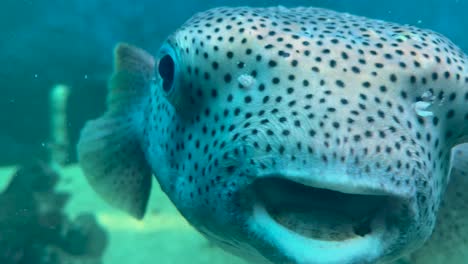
0;165;246;264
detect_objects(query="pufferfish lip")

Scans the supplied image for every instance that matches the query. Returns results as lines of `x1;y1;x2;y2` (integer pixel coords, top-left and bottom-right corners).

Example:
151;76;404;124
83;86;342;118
245;174;411;264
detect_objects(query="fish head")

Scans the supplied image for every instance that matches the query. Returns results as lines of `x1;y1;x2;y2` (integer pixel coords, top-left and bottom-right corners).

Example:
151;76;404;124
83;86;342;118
147;7;466;264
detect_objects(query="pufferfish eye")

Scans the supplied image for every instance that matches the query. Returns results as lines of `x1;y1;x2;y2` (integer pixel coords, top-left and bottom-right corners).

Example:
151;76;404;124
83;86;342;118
158;54;175;93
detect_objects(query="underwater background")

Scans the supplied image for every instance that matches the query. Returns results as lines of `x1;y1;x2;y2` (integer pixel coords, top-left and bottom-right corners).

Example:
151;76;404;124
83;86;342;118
0;0;467;263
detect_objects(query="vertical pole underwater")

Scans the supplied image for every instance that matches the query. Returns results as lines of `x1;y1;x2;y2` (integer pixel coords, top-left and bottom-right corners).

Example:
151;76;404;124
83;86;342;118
49;84;71;168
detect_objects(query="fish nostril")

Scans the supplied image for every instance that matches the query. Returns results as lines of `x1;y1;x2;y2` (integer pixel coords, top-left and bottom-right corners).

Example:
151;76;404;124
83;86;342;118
226;165;236;174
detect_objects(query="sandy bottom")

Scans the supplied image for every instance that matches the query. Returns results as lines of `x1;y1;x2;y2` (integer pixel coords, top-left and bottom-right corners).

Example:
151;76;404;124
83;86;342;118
0;165;246;264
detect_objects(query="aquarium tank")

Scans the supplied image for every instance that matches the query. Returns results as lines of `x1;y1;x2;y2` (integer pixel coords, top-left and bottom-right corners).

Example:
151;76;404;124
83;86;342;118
1;0;467;263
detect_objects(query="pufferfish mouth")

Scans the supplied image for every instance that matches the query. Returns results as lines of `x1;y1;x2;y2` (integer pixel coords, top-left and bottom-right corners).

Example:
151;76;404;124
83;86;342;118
248;176;407;263
254;178;386;239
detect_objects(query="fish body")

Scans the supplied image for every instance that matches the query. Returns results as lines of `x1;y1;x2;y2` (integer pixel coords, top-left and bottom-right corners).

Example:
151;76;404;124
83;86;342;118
77;6;468;264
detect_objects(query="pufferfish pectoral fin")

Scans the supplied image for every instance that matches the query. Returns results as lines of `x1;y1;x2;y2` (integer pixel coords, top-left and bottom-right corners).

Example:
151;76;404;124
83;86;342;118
409;144;468;264
77;43;155;220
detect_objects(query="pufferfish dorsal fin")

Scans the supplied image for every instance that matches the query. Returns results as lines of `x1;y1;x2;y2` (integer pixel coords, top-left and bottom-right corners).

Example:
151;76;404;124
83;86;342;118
77;43;155;219
409;144;468;264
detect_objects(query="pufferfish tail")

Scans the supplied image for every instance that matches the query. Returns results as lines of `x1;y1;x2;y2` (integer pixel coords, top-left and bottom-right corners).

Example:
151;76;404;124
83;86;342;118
77;43;154;219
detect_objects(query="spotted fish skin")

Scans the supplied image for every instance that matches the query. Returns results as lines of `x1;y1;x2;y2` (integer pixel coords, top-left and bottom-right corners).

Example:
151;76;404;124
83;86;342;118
77;6;468;264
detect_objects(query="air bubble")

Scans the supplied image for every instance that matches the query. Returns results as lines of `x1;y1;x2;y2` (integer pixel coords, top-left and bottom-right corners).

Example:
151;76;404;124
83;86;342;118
237;74;256;88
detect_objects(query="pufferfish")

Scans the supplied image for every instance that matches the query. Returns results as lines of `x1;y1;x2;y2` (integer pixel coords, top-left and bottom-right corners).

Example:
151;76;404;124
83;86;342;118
77;6;468;264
